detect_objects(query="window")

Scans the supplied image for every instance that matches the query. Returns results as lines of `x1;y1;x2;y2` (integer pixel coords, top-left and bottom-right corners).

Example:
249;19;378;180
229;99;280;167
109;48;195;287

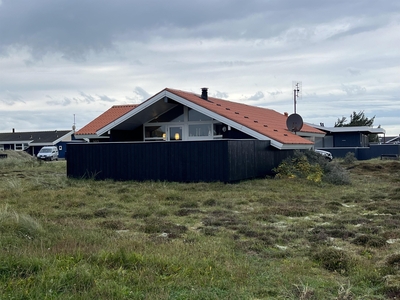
188;108;212;121
15;144;23;151
144;105;225;142
169;126;182;141
145;125;166;140
188;124;212;137
150;106;184;123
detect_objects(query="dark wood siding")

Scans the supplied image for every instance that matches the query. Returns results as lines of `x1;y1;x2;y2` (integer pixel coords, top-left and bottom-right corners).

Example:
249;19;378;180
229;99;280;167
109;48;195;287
67;140;294;182
333;132;368;147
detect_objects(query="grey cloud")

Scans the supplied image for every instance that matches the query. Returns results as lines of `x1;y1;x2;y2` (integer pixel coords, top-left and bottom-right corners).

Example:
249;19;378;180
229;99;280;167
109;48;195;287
347;68;361;76
248;91;265;101
126;87;150;104
328;24;382;41
44;92;116;105
267;90;283;97
0;92;25;105
341;84;367;96
132;87;150;101
97;95;116;103
77;92;96;104
46;96;72;106
0;0;397;61
213;91;229;99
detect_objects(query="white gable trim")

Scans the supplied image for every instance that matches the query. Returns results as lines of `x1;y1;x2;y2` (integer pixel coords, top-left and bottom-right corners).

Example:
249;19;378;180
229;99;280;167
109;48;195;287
97;91;167;136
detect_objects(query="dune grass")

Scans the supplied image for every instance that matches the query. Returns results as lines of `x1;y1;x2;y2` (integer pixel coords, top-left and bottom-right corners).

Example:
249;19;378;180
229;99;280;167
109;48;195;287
1;156;400;299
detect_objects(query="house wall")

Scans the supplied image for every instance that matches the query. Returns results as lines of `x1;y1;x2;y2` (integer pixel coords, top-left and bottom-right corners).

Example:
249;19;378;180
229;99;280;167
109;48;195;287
323;144;400;160
333;132;367;147
66;140;293;182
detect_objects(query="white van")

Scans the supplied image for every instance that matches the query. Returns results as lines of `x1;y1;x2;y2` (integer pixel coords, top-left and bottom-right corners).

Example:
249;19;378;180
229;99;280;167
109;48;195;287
37;146;59;161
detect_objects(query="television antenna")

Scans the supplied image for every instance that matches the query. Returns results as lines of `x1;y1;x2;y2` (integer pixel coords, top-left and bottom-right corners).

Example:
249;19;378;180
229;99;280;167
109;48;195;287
72;114;76;131
292;81;302;114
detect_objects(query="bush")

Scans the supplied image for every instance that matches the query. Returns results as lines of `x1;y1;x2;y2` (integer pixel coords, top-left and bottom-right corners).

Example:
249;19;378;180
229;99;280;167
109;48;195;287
323;161;351;185
274;150;350;185
313;247;354;274
273;152;323;183
344;152;357;164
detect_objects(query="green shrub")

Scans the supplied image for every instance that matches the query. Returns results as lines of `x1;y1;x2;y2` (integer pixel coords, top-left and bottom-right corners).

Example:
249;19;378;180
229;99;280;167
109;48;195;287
273;153;323;183
323;162;351;185
344;152;357;164
352;235;387;248
386;253;400;269
313;247;354;274
274;150;350;185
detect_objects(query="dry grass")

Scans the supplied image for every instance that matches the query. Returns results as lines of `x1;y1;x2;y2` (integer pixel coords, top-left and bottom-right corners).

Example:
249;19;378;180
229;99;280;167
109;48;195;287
1;157;400;299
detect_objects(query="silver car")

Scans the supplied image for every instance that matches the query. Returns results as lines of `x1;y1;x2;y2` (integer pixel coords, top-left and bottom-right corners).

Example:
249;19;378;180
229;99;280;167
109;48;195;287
315;149;333;161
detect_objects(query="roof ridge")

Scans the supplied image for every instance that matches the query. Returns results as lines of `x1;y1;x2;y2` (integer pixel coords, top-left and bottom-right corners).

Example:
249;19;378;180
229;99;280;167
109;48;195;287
112;104;138;108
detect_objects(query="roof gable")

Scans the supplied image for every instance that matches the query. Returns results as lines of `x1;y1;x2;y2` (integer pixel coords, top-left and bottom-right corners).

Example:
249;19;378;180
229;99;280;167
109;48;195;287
76;104;138;135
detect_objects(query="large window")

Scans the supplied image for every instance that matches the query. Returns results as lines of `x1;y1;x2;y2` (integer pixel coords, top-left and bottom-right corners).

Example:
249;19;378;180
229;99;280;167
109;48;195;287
145;125;166;140
144;105;224;141
150;106;184;123
188;108;212;121
189;124;212;137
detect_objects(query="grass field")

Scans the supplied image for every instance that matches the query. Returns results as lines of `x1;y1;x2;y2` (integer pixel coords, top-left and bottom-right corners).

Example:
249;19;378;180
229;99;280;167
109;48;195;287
1;151;400;299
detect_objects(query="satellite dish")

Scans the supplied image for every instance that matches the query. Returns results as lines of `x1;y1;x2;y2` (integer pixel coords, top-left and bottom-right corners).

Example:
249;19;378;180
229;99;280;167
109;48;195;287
286;113;303;132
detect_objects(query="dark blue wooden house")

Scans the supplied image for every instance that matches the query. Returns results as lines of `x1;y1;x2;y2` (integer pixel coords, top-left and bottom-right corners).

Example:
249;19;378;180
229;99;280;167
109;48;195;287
69;88;326;182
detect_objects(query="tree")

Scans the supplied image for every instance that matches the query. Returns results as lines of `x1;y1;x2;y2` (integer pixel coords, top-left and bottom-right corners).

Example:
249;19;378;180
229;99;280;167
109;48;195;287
334;111;379;142
334;111;375;127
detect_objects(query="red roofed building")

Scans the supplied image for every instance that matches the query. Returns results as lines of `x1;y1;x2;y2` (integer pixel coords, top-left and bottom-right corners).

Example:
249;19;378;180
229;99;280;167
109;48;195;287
76;88;324;149
67;88;326;182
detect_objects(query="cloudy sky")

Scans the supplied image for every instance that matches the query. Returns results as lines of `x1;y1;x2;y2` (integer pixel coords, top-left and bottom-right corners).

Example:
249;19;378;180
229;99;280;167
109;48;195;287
1;0;399;135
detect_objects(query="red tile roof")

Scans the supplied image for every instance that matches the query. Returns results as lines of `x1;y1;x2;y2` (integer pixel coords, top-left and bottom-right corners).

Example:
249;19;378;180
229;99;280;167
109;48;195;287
76;104;138;135
78;88;324;147
165;88;322;145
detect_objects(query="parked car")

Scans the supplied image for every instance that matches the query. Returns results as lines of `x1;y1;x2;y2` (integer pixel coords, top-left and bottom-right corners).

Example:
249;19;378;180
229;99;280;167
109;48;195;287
315;149;333;161
37;146;59;161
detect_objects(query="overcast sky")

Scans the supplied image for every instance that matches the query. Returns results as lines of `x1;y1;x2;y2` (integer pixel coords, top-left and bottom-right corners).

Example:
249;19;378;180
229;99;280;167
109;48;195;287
1;0;399;135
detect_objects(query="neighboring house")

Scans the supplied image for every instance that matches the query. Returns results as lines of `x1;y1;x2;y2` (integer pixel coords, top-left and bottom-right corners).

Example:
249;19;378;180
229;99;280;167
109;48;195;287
0;129;76;159
69;88;326;182
309;124;399;160
311;124;386;148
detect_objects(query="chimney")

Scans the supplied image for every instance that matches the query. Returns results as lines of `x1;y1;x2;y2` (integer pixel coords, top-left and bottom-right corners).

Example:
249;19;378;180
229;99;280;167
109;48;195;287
12;128;15;133
201;87;208;100
284;112;288;117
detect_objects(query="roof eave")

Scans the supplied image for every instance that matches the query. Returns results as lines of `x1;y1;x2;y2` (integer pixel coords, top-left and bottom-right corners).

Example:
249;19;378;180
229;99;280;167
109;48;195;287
279;144;314;150
0;140;33;144
297;132;326;138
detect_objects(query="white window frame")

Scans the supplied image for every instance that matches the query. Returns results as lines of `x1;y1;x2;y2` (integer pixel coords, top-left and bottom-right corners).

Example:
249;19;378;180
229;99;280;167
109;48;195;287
143;106;223;141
